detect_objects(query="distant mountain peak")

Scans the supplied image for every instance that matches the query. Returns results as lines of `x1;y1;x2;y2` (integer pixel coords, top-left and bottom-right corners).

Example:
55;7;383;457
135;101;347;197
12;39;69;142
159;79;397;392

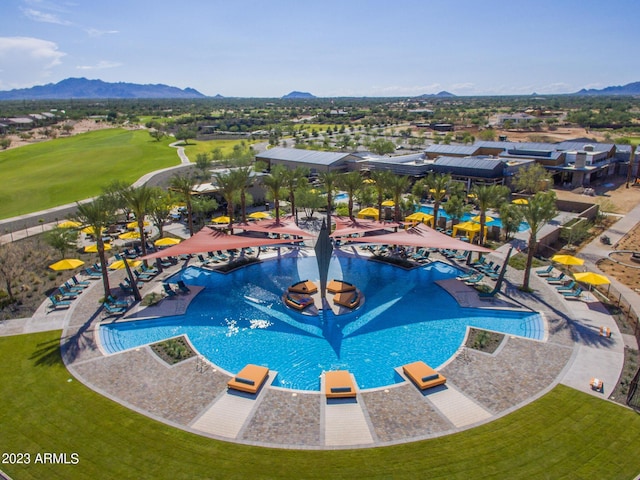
572;81;640;96
282;91;316;99
417;91;456;98
0;77;207;100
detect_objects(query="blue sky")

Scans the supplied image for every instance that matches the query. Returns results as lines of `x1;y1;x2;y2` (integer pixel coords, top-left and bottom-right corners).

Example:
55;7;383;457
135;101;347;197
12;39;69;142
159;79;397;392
1;0;638;97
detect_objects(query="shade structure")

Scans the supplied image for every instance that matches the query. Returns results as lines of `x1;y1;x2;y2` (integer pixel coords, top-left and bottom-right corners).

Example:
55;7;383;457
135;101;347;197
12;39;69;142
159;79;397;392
248;211;271;220
551;254;584;266
58;220;81;229
452;221;487;243
345;223;492;253
109;259;142;270
142;226;304;260
118;231;141;240
381;200;395;207
363;178;376;184
357;207;380;220
211;216;231;224
127;220;149;229
574;271;610;286
471;215;494;224
81;226;105;235
49;258;85;271
512;198;529;205
330;216;396;238
234;216;314;238
404;212;435;227
154;237;181;247
84;243;112;253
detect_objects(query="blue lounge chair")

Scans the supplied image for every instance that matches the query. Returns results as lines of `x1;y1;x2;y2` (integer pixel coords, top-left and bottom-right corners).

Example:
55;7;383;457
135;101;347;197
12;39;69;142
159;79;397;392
556;280;577;291
536;265;554;276
561;287;583;299
163;284;178;297
48;295;72;309
103;302;127;316
71;275;90;287
56;287;78;300
134;270;153;282
63;281;85;293
546;273;566;284
464;274;484;285
106;295;129;308
176;280;191;294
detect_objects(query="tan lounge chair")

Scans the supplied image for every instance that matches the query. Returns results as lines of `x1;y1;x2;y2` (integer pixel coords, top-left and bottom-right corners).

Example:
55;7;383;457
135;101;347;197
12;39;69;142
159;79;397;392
227;364;269;394
327;279;356;294
402;361;447;390
333;290;360;309
285;293;314;311
288;280;318;294
324;370;357;398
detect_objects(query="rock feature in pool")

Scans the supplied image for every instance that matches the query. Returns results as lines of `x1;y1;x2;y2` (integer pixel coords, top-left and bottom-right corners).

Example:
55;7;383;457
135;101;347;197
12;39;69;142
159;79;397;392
283;278;363;316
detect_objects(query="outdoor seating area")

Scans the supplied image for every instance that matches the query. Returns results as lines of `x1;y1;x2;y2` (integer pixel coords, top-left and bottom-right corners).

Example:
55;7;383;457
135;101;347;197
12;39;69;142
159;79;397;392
324;370;357;399
227;364;270;394
288;280;318;294
284;293;315;311
333;290;361;309
402;361;447;390
327;279;356;294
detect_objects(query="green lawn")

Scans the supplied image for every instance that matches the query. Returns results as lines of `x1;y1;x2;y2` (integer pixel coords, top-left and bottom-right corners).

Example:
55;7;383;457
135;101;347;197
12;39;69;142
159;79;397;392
183;138;258;159
0;129;178;219
1;331;639;479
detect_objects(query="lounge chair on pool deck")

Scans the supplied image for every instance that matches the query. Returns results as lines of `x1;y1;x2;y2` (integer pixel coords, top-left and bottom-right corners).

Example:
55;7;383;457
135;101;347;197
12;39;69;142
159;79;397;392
561;287;583;299
546;273;566;284
536;265;554;277
324;370;357;398
327;279;356;294
176;280;191;294
48;295;72;310
285;293;314;311
288;279;318;294
556;280;577;291
163;283;178;297
227;364;269;394
333;290;360;309
402;361;447;390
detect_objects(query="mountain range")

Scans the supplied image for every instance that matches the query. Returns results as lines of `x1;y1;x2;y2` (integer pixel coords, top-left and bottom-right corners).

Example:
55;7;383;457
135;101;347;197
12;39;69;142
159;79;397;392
573;81;640;96
0;78;206;100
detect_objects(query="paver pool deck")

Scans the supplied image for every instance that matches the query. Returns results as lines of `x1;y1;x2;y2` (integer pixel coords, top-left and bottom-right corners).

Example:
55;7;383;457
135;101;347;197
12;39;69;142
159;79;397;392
29;243;626;450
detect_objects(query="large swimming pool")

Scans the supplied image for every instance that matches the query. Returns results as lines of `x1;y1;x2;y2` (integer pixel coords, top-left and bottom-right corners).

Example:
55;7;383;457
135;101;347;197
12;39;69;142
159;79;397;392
100;255;543;391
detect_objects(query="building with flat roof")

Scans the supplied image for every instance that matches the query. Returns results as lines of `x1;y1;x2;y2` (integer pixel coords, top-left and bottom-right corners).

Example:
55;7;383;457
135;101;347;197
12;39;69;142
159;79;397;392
255;147;358;174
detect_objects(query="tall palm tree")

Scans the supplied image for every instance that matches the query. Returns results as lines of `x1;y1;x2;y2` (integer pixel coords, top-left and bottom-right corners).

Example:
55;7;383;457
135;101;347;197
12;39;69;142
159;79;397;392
263;165;287;224
471;184;509;246
148;187;175;239
370;170;393;219
232;166;254;224
319;171;339;227
120;185;155;259
520;191;558;290
338;171;363;220
75;195;117;299
214;170;243;229
388;175;411;222
424;173;453;229
282;166;309;225
169;174;196;236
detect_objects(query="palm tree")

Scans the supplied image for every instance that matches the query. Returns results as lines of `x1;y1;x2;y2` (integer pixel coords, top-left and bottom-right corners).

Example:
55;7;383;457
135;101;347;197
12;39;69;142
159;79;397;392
263;165;287;224
214;170;243;229
424;173;453;229
75;195;117;299
388;175;411;222
169;174;196;236
471;184;509;246
148;187;175;239
520;191;558;290
232;166;254;224
338;171;363;220
120;185;155;259
282;167;309;224
370;170;393;221
443;195;472;227
319;171;339;227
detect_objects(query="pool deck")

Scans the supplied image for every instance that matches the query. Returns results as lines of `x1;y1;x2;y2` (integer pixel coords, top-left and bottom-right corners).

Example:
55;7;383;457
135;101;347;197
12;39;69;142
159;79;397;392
1;232;634;450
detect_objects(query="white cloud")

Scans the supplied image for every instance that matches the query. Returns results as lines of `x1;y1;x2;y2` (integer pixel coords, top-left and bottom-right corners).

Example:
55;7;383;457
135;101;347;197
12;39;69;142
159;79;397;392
86;28;119;37
21;7;71;25
76;60;122;70
0;37;66;89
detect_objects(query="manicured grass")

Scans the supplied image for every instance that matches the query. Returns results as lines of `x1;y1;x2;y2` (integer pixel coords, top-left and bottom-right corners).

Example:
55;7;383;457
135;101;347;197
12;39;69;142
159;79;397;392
0;129;178;219
183;138;258;159
1;331;640;479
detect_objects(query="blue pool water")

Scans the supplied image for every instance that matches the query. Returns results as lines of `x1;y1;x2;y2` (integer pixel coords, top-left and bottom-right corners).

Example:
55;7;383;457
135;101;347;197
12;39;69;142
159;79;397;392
100;256;543;391
418;205;529;231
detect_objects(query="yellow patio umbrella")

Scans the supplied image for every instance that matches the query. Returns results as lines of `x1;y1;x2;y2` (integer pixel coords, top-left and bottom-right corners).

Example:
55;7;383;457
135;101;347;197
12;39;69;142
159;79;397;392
127;220;150;229
58;220;81;228
119;231;141;240
471;215;494;224
574;271;610;286
512;198;529;205
84;243;112;253
357;207;380;220
381;200;395;207
551;254;584;266
248;211;271;219
452;221;486;242
49;258;85;271
211;216;231;224
405;212;434;226
429;188;446;194
108;259;142;270
81;226;105;235
154;237;181;247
